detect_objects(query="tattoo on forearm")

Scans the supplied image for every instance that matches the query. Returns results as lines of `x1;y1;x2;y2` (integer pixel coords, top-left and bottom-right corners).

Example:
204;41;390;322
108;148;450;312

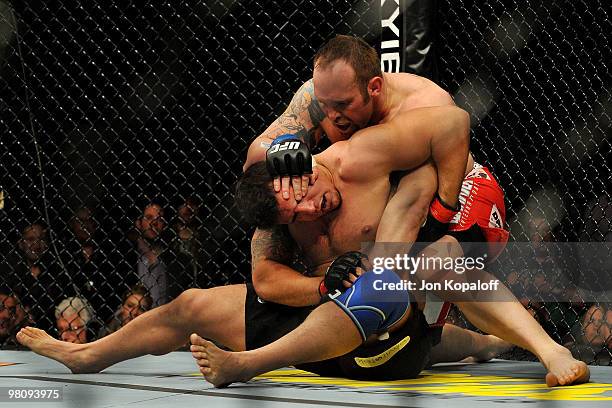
251;226;296;270
263;80;326;149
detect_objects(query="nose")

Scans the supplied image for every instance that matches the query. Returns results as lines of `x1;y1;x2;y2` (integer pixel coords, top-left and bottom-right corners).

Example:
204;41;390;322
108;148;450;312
328;110;341;122
295;200;316;214
321;104;339;121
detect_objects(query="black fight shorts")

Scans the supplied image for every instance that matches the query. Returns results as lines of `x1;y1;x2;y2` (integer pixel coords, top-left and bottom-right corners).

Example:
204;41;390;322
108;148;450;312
244;283;314;350
328;306;440;380
245;284;440;381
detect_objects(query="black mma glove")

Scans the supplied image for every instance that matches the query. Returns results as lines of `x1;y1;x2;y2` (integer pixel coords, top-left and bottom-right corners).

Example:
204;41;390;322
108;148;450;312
319;251;368;299
266;134;313;177
418;193;461;243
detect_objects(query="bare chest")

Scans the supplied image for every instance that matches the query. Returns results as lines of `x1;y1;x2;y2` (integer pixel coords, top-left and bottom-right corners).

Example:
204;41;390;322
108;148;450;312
291;182;389;272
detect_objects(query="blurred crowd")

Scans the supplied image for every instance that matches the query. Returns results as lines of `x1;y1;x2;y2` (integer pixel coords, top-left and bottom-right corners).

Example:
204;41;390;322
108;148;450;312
1;192;610;365
444;192;610;362
1;197;203;346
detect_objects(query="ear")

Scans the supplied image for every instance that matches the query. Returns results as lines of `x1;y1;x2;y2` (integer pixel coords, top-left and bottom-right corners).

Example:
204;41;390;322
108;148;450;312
367;76;383;98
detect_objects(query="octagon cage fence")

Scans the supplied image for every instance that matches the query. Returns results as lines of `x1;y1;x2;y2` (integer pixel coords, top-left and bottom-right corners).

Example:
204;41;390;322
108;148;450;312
0;1;610;365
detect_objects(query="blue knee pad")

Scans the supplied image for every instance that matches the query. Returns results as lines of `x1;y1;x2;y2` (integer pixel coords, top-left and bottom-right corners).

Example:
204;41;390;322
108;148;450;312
331;269;410;342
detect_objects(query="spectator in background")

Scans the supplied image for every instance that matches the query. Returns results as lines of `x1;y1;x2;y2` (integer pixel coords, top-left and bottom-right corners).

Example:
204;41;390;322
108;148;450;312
505;213;584;344
170;197;203;296
66;206;119;326
4;223;65;333
55;296;92;344
128;203;170;307
0;289;31;346
68;207;97;263
14;223;50;279
580;194;612;243
174;197;201;253
98;285;152;338
581;304;612;350
576;194;612;351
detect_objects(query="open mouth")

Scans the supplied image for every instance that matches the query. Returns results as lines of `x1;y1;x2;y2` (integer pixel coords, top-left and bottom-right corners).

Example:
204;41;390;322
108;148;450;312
321;194;328;210
335;122;351;132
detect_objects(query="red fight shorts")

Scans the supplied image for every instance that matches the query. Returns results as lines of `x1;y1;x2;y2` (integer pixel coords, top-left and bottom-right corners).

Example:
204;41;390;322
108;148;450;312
425;163;510;327
448;162;510;261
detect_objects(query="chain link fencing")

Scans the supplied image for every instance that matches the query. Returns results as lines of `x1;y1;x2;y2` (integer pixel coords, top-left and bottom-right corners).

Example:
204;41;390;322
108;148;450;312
0;1;610;364
436;0;611;365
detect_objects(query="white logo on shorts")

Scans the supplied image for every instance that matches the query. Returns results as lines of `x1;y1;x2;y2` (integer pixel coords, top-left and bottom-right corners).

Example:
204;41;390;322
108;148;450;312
489;204;502;228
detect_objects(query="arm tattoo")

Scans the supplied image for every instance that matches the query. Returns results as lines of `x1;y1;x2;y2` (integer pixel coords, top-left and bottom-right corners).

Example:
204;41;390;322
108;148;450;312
265;79;326;149
251;226;296;271
307;87;326;125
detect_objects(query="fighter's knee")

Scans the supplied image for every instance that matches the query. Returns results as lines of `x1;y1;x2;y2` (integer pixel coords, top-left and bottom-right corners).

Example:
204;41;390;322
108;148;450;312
172;288;209;319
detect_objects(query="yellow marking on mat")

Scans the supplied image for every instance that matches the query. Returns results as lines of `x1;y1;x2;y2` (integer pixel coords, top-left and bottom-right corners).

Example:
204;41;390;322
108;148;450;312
392;382;612;401
256;369;612;401
354;335;411;368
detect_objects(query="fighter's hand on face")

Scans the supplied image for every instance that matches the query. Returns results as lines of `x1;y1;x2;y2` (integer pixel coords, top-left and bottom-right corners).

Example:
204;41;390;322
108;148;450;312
267;134;314;200
273;168;319;201
273;175;309;201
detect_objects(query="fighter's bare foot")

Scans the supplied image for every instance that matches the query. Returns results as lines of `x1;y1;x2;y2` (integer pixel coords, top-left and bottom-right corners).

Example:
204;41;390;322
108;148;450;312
16;327;95;373
541;346;590;387
190;333;252;388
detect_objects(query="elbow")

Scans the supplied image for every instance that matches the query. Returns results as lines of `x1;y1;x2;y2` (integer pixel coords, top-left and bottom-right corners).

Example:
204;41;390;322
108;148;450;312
252;265;273;300
243;140;267;172
243;154;264;173
446;108;470;151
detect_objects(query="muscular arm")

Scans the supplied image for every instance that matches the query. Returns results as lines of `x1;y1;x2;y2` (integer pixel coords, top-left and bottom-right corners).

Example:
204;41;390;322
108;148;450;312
376;164;437;244
344;106;470;208
243;79;327;171
250;226;322;306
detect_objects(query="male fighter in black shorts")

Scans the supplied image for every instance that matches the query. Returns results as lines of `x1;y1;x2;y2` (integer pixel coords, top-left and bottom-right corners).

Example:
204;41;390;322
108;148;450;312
16;104;506;380
192;106;587;387
212;35;588;387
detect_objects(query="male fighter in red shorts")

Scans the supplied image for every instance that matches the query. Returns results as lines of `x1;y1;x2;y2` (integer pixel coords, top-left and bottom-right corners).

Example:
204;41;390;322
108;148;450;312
191;107;585;387
227;34;587;387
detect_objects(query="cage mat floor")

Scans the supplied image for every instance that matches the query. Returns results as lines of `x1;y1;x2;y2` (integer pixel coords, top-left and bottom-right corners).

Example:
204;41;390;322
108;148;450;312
1;351;611;407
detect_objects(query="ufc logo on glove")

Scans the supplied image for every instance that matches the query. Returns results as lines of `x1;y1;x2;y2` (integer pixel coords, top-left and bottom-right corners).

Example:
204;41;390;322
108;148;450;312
268;141;301;154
